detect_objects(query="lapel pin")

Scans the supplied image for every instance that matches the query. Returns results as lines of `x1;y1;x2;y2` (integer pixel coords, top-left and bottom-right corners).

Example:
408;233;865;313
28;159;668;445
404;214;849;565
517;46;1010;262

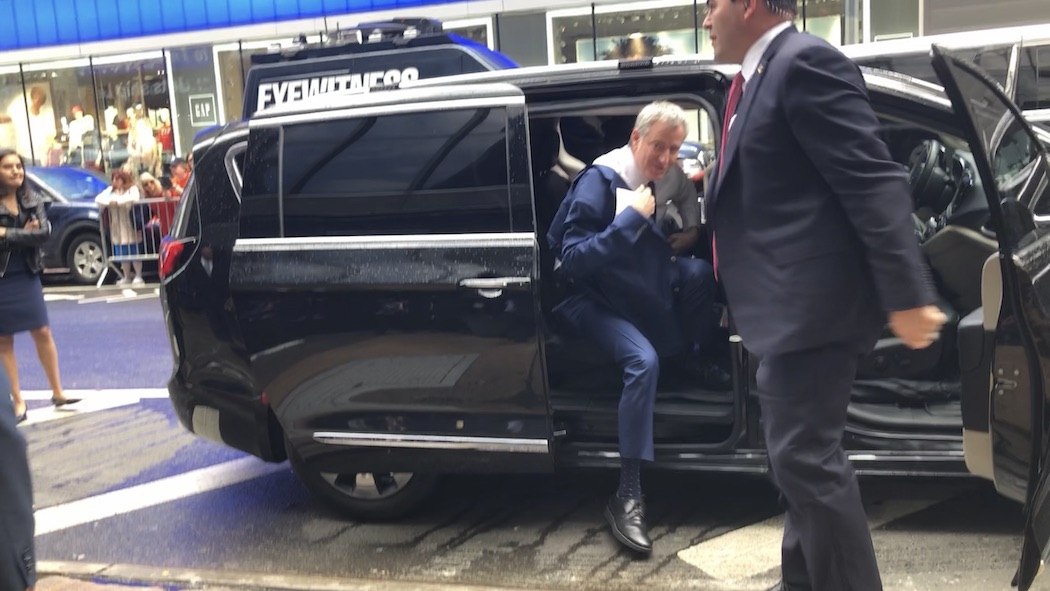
757;64;765;75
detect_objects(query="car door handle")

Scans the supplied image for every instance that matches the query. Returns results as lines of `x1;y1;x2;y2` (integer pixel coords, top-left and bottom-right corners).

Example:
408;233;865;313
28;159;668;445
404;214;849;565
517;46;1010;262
458;277;531;290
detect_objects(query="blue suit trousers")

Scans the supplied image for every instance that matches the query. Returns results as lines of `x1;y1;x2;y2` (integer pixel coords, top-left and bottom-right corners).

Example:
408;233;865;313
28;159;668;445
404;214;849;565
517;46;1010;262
568;256;716;462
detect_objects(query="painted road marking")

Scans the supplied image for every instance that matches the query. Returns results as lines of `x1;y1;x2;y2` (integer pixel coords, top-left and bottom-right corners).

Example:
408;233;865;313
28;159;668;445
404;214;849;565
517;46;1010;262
19;389;170;426
677;498;949;584
77;288;159;304
43;294;84;302
34;457;287;535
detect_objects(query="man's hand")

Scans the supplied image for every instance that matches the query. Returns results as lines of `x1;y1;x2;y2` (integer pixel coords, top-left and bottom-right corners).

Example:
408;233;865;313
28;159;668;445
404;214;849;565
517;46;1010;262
630;184;655;218
888;305;948;350
24;219;39;230
668;227;700;255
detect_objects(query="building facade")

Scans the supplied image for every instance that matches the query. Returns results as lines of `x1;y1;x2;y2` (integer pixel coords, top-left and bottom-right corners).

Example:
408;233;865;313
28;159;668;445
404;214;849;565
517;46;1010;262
0;0;1044;173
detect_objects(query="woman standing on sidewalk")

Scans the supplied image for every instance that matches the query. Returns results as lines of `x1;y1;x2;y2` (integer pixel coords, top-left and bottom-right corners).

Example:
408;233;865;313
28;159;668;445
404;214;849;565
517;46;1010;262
0;149;79;423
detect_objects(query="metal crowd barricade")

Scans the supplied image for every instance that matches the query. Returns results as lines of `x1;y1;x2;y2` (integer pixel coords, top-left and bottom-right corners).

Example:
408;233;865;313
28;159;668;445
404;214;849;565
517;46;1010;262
96;195;179;287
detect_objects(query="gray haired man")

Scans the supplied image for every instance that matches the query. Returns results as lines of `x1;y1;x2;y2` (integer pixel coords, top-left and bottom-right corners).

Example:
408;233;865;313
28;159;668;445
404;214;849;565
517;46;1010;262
547;101;730;553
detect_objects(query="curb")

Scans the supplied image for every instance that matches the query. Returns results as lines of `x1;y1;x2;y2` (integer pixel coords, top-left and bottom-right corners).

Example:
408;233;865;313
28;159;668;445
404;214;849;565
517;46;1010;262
38;562;563;591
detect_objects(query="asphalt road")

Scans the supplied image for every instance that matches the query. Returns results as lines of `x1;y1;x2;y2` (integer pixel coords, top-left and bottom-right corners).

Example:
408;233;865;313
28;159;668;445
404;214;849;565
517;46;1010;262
12;285;1050;591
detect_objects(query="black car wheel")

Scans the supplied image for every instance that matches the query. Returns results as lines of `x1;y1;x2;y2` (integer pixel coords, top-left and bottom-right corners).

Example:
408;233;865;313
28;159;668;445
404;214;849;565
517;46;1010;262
285;436;438;521
66;233;106;284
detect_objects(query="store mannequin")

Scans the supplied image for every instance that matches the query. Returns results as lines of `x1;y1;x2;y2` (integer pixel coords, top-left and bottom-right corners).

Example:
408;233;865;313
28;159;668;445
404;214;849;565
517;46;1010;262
0;86;56;164
156;109;174;169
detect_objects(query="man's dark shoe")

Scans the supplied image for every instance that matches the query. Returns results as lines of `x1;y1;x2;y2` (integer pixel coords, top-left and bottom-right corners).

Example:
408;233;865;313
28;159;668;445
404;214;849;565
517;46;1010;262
604;494;652;554
695;361;733;391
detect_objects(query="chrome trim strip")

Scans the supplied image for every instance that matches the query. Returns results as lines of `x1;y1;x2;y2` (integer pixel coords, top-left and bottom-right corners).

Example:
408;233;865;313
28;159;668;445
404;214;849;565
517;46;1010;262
313;432;549;454
234;233;535;252
251;95;525;128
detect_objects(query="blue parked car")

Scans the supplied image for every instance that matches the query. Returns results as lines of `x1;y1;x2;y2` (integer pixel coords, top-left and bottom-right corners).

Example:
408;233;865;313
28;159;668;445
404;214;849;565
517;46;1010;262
25;166;109;284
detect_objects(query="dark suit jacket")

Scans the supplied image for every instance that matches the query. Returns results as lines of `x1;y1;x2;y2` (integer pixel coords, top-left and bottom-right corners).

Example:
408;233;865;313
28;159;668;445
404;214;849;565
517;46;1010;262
708;27;934;357
0;366;36;590
547;165;684;356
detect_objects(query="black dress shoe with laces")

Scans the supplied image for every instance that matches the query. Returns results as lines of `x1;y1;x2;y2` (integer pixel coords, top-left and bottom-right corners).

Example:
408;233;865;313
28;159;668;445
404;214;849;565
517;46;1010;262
604;494;652;554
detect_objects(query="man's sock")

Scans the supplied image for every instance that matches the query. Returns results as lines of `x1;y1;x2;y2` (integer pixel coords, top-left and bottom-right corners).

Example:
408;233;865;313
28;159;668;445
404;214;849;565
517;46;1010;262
617;457;642;501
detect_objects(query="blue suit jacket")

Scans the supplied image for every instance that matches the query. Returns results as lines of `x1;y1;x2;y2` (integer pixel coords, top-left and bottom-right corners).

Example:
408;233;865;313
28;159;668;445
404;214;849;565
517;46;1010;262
547;165;684;356
708;27;935;356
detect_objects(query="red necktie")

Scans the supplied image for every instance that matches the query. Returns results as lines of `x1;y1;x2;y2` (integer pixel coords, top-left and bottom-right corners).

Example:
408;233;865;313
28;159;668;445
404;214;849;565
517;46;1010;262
713;73;745;278
718;73;745;175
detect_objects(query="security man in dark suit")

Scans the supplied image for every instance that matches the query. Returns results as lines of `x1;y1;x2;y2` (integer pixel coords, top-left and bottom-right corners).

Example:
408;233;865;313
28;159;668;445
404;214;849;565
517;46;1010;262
703;1;947;590
547;101;727;554
1;365;36;591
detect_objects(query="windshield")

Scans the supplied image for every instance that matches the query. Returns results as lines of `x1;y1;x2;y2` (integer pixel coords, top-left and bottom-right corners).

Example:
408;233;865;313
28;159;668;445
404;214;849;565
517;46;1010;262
28;167;109;200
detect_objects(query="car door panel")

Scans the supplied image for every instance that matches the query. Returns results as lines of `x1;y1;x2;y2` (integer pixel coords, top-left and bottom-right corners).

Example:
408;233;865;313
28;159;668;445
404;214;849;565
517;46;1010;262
933;45;1050;591
230;87;555;474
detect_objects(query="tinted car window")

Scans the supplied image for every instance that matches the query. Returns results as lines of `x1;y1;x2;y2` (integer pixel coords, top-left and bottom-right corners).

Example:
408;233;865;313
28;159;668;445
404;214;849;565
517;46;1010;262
1016;45;1050;112
951;66;1047;215
28;166;108;200
280;108;511;237
240;128;281;239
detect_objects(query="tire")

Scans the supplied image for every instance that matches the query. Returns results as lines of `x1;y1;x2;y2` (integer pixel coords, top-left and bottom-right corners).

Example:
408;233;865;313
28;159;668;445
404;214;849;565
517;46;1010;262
66;233;106;285
285;436;438;521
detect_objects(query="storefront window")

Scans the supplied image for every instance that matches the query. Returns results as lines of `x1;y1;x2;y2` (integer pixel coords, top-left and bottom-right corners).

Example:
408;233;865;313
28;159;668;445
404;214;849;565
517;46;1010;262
213;35;323;125
798;0;850;46
168;45;219;159
551;1;702;64
868;0;920;42
0;67;32;162
20;59;100;169
548;5;597;64
444;17;493;49
91;52;171;176
592;1;700;62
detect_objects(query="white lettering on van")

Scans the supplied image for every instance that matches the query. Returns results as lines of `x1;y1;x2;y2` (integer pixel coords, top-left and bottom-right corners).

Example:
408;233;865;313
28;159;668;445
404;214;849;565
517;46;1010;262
255;67;422;111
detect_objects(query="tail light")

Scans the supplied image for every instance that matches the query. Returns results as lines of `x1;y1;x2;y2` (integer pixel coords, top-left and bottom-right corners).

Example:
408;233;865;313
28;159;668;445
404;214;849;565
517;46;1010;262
159;239;186;279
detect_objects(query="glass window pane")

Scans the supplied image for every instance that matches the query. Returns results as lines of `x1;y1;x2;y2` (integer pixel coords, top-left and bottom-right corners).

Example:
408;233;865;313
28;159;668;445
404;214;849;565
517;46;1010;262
592;2;699;62
168;46;219;159
89;53;171;176
0;70;32;163
444;19;490;48
798;0;846;46
550;7;597;64
1017;45;1049;112
281;108;511;237
22;60;100;170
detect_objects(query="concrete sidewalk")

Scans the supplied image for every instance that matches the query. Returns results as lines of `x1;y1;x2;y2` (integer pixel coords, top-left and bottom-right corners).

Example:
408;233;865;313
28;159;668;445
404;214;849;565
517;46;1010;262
36;562;565;591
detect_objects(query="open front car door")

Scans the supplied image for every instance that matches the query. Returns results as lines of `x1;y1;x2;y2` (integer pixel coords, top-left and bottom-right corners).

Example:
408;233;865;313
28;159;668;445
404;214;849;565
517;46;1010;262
932;46;1050;590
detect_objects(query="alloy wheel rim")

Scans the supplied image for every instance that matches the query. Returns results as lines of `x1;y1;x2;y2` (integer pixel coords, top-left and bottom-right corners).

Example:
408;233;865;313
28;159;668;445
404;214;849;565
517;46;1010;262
318;472;414;500
74;242;104;280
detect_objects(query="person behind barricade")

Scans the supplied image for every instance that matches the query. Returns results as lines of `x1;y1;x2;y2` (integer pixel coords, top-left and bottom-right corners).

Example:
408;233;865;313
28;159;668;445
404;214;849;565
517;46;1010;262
139;172;176;253
0;148;80;424
95;168;144;287
169;158;191;197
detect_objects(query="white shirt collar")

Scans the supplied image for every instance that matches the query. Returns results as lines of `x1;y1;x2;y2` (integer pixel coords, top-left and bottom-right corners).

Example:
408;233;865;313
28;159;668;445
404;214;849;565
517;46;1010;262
594;145;647;189
741;21;793;84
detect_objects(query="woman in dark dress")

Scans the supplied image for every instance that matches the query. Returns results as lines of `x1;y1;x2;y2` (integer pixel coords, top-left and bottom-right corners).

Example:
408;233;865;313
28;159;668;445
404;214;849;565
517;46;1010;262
0;149;79;422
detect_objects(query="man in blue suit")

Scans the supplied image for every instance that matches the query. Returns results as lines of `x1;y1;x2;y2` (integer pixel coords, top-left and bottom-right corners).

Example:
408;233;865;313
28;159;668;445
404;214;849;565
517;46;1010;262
1;365;36;591
547;101;728;554
703;1;947;589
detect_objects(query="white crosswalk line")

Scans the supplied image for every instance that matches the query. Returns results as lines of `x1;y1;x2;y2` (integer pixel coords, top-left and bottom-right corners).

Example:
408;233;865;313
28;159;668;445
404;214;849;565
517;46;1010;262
43;294;84;302
677;498;948;583
17;389;170;426
34;457;287;535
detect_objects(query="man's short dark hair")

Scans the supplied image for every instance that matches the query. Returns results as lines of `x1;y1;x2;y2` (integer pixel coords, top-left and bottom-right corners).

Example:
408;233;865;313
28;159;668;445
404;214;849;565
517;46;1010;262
764;0;797;17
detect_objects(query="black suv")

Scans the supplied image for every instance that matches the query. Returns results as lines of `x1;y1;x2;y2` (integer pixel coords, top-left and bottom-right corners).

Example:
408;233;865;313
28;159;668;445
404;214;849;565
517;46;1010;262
160;48;1050;589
